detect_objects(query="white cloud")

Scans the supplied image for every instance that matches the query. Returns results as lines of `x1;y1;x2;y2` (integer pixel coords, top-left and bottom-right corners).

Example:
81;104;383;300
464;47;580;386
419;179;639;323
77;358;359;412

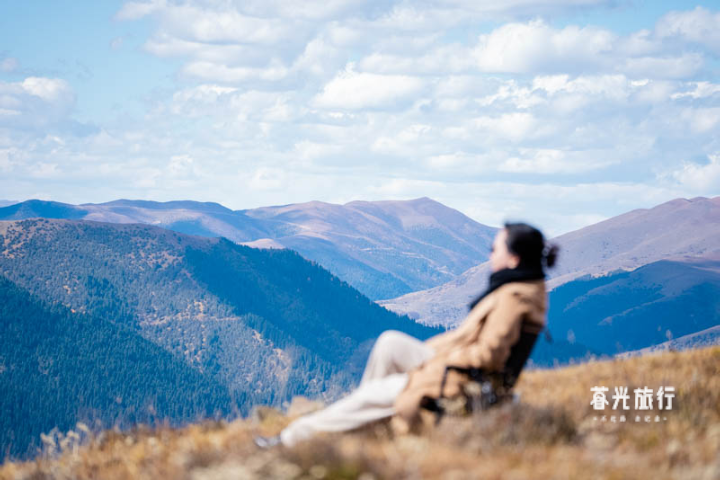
498;148;615;174
671;82;720;100
0;77;76;130
358;45;476;75
181;60;289;83
620;53;703;79
472;112;541;142
679;108;720;134
3;2;720;238
166;7;291;45
249;167;287;190
666;154;720;194
656;6;720;55
474;19;616;73
116;0;674;88
371;124;433;155
237;0;365;21
0;147;25;172
21;78;74;103
313;66;425;109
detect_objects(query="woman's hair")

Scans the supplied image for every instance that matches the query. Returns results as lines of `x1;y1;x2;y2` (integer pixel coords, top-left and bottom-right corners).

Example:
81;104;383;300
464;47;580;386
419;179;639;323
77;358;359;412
503;221;559;269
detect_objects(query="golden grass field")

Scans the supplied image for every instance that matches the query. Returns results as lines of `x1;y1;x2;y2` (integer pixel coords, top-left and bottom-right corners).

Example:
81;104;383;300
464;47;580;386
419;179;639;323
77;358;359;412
2;346;718;480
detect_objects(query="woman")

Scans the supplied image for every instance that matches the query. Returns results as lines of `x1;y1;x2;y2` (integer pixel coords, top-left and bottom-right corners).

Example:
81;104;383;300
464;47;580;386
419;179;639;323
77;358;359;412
256;222;559;448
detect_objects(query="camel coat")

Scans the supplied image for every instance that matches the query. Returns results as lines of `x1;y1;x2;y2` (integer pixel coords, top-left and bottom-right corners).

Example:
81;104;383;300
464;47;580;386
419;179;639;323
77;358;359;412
392;279;547;426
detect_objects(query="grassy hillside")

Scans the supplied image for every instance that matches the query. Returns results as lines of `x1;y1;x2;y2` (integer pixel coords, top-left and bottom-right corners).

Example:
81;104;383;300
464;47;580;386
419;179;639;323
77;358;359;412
2;346;717;479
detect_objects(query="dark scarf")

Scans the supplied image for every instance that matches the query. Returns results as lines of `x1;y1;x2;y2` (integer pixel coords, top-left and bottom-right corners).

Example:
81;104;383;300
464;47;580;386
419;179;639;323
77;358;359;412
468;263;545;311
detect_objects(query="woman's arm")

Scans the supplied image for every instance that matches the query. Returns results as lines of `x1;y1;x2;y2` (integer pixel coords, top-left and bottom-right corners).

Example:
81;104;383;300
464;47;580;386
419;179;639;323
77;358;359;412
445;289;532;371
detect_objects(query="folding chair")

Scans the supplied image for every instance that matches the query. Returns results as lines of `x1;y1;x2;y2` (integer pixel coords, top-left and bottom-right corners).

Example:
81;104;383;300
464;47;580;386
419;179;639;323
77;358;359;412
419;322;547;425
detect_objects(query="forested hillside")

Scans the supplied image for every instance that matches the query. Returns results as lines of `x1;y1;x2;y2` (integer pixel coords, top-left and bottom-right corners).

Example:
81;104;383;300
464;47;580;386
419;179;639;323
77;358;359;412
0;218;440;460
0;276;232;460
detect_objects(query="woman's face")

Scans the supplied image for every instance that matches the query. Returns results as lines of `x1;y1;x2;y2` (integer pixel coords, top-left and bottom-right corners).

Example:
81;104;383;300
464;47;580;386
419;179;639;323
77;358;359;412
490;228;520;272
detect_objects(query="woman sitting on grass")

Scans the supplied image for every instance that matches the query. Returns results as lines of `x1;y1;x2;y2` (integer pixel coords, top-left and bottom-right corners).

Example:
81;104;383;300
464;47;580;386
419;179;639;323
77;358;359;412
256;221;559;448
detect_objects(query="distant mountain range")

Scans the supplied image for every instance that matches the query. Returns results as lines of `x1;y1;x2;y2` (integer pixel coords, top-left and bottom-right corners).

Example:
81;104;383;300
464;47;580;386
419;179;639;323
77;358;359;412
536;254;720;363
377;195;720;365
499;252;720;368
2;194;718;426
0;218;439;459
381;196;720;326
0;198;497;301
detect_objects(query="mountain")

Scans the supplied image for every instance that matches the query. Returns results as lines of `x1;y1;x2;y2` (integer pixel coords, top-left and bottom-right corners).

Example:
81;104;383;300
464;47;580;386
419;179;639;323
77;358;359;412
381;196;720;327
0;198;497;300
0;275;233;460
0;200;17;208
533;255;720;363
616;325;720;358
239;198;497;300
0;200;87;221
0;219;440;431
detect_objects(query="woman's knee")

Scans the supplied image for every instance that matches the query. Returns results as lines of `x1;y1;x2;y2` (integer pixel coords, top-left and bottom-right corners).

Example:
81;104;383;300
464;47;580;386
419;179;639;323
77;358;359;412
374;330;408;352
377;330;406;344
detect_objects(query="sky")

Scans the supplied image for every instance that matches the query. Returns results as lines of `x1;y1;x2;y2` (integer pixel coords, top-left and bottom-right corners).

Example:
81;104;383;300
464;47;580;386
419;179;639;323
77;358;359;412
1;0;719;237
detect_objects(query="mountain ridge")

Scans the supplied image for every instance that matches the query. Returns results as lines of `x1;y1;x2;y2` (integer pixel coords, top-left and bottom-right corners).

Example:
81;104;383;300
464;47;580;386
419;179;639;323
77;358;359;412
0;197;497;300
380;195;720;326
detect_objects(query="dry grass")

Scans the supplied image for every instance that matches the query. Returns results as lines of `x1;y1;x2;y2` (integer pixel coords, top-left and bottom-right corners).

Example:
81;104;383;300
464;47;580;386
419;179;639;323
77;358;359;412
2;346;718;480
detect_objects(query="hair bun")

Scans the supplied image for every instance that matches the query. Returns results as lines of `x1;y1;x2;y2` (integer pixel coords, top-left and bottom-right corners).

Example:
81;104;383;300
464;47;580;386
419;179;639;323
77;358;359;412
542;243;559;268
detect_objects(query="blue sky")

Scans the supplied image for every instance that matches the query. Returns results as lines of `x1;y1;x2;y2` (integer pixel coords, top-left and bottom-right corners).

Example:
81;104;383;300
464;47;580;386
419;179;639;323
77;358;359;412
1;0;719;236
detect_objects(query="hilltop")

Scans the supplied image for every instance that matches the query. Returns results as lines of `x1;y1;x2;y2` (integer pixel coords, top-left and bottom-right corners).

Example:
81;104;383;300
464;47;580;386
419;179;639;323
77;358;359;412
2;346;717;479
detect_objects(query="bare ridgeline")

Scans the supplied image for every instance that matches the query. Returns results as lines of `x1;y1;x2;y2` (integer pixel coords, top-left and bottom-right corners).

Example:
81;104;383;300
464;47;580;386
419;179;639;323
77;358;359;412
2;346;718;480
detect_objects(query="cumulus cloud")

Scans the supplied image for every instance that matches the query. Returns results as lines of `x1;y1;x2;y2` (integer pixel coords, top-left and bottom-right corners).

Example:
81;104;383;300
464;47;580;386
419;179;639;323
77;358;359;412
313;66;425;109
181;60;290;83
21;78;74;102
671;81;720;99
3;2;720;236
679;107;720;134
656;6;720;55
475;20;615;73
665;154;720;194
0;77;76;130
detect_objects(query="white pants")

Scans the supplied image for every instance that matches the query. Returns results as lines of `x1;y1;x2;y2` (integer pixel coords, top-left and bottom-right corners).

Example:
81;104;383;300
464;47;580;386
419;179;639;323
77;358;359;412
279;330;435;447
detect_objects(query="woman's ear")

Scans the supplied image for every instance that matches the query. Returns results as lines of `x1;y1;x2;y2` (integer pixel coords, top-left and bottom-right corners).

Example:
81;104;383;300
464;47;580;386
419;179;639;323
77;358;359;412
509;255;520;268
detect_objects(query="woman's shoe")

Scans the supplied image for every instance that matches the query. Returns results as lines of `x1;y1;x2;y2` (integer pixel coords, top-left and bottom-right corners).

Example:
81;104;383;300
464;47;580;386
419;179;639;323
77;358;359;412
254;434;282;449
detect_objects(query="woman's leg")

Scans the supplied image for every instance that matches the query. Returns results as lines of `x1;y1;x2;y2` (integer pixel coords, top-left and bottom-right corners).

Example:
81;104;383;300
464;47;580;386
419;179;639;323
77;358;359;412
360;330;435;385
274;331;434;448
279;373;408;447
